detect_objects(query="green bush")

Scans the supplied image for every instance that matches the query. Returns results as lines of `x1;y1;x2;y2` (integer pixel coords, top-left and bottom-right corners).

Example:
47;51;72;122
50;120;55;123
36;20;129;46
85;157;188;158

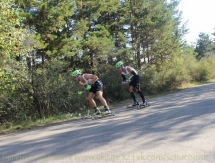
1;54;215;128
189;57;215;82
99;65;128;102
140;55;193;94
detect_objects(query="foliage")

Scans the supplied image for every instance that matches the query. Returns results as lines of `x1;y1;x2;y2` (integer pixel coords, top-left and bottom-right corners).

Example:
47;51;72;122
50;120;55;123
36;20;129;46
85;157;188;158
188;57;215;82
140;53;202;94
98;65;128;102
1;0;215;129
195;32;214;60
0;0;31;124
29;60;91;118
0;0;29;92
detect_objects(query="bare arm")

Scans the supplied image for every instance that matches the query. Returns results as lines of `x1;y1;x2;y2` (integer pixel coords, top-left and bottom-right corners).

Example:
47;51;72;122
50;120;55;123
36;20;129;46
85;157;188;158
78;83;86;91
83;74;98;85
127;66;138;76
126;66;135;73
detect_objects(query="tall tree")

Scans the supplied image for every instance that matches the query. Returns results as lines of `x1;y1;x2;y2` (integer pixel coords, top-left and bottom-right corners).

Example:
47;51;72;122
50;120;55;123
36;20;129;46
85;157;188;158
211;28;215;53
0;0;31;123
195;32;213;60
15;0;77;65
68;0;117;72
150;0;188;68
118;0;186;69
0;0;29;92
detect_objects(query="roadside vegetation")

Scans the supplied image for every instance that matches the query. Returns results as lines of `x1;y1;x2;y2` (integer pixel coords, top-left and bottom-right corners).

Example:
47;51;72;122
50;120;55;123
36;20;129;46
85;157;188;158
1;0;215;135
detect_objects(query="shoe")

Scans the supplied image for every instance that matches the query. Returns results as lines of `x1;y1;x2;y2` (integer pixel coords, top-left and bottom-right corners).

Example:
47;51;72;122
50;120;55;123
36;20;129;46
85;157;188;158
132;101;139;106
104;108;111;114
141;101;148;106
94;108;101;115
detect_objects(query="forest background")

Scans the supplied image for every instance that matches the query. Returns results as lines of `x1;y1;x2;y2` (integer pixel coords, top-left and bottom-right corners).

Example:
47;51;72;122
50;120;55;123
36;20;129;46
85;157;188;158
1;0;215;131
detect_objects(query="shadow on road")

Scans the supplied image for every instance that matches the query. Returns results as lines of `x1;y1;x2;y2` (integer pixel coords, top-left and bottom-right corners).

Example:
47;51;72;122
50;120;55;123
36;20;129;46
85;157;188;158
0;83;215;162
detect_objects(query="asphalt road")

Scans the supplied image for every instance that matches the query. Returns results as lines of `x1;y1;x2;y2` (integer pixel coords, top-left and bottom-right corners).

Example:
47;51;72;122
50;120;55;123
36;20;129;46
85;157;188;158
0;83;215;163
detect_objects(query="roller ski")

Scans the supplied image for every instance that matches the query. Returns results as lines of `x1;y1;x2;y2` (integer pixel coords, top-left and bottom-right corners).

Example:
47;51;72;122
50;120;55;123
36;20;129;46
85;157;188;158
126;101;150;110
82;108;115;120
139;101;150;109
126;101;140;110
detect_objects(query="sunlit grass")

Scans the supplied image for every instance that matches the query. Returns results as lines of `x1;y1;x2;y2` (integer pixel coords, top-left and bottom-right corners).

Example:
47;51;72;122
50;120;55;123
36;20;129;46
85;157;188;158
0;113;81;135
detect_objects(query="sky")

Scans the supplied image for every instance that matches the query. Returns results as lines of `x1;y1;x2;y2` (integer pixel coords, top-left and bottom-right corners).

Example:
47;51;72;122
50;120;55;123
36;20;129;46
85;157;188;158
177;0;215;44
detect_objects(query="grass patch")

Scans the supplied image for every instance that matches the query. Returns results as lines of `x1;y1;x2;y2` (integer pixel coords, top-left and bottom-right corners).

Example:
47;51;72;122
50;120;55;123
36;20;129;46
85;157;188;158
0;113;81;135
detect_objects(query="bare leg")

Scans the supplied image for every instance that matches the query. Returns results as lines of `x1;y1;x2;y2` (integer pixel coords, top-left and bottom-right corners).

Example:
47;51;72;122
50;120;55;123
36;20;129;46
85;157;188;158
128;85;133;93
96;91;108;106
87;92;96;108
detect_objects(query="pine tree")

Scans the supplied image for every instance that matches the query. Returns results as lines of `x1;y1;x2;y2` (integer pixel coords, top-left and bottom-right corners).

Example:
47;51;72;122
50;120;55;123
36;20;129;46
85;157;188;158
68;0;118;72
117;0;186;69
15;0;77;65
0;0;31;123
0;0;29;92
195;32;213;60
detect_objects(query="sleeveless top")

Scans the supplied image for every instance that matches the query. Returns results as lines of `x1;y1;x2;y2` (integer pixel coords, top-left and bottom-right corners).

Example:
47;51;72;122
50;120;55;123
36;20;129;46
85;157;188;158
79;74;93;85
121;66;137;76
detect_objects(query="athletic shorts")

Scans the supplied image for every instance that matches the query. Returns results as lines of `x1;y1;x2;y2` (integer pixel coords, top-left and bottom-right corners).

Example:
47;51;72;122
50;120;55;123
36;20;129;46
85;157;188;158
129;75;140;88
89;79;103;94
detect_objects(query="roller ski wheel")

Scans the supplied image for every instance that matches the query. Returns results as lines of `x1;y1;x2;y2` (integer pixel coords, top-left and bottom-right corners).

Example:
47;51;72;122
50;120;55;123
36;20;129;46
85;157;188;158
126;104;140;110
139;102;150;109
82;115;93;120
91;111;115;120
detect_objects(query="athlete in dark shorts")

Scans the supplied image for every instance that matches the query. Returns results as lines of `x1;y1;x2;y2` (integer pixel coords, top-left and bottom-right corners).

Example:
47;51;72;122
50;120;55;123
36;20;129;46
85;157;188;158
71;70;111;115
89;79;103;94
115;61;148;106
